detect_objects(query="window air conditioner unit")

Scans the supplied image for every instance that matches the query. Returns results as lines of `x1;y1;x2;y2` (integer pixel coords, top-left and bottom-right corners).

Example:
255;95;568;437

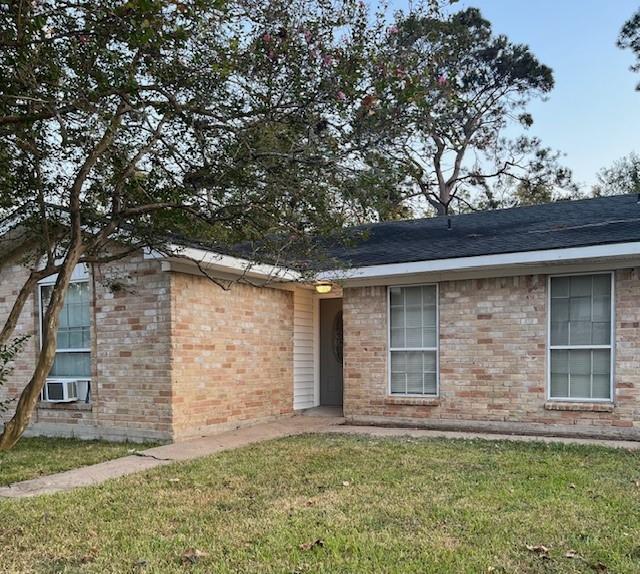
42;380;79;403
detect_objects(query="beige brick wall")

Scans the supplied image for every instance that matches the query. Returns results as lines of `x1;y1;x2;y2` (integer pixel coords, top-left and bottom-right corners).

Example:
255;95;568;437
1;255;295;443
0;254;173;442
0;264;38;418
170;272;294;440
343;269;640;439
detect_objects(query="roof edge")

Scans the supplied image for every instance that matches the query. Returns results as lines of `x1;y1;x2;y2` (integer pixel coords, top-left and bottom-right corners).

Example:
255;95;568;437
318;241;640;283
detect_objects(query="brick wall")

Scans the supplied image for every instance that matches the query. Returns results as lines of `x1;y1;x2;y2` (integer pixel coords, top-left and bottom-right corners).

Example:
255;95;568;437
0;254;173;442
343;270;640;439
0;264;39;421
170;272;294;440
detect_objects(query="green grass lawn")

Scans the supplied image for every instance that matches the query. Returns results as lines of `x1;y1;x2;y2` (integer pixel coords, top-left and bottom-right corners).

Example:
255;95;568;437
1;434;640;573
0;436;156;487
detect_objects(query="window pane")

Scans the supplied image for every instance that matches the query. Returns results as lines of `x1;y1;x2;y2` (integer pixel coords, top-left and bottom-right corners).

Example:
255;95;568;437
551;298;569;322
550;321;569;346
64;327;89;349
551;349;569;374
592;375;610;399
592;275;611;297
390;287;403;307
570;276;592;297
592;296;611;323
406;351;423;394
569;296;591;321
423;371;437;395
569;350;591;375
41;280;91;378
407;372;423;394
422;285;437;305
41;284;53;306
550;372;569;397
389;286;438;395
405;305;422;328
390;307;405;329
551;277;569;298
391;352;406;373
50;352;91;378
550;275;612;346
422;304;437;328
390;351;437;396
423;351;437;372
389;286;438;351
405;327;422;347
390;372;405;394
68;303;85;328
569;321;592;345
406;351;423;373
592;349;610;374
548;275;613;401
592;322;611;345
550;350;570;399
390;328;405;348
405;286;422;306
570;375;591;398
423;327;437;348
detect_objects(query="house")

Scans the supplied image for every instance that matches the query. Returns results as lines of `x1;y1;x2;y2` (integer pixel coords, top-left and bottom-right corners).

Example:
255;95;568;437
1;194;639;442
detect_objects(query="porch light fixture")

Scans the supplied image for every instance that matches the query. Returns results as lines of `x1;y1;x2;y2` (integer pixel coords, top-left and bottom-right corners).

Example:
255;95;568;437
315;281;333;294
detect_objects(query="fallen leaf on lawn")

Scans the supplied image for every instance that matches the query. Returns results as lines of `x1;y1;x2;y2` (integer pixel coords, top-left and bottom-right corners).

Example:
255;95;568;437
304;499;314;507
634;479;640;488
569;483;576;489
526;544;550;559
180;548;208;564
342;481;351;487
299;539;324;551
565;550;581;559
168;478;180;483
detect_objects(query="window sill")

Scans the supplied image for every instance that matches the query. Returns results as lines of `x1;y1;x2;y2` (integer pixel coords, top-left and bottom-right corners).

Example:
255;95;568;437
38;401;92;412
385;396;440;407
544;401;614;413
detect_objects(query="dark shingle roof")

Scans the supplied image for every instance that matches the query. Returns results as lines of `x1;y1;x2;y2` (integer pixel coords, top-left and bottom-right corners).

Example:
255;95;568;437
325;194;640;268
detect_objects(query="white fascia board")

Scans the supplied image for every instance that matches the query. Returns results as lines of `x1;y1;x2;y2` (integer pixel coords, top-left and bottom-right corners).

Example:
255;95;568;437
144;245;301;282
317;241;640;283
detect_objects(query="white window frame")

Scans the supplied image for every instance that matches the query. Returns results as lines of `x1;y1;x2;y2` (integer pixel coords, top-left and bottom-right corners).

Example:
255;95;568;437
38;266;92;386
546;271;615;403
387;283;440;397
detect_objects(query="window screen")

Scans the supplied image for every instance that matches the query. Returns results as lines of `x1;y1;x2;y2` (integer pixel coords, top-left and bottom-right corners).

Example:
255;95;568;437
549;274;612;400
41;281;91;378
389;285;438;396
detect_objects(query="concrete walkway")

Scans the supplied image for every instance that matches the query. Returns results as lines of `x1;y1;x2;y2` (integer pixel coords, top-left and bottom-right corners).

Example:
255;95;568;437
325;425;640;450
2;416;638;499
0;414;342;499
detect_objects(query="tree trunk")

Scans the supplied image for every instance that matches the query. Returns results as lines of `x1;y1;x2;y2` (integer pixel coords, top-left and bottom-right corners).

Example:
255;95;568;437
0;268;54;347
0;248;82;450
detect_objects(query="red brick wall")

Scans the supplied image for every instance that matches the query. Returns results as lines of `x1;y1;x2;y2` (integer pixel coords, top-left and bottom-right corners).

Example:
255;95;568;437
170;272;294;439
343;270;640;439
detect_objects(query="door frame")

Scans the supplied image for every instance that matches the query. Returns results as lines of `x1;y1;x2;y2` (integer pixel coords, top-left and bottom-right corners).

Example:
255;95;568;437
314;291;343;407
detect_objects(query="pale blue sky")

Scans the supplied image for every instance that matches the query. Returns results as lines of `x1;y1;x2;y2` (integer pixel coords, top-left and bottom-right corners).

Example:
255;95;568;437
387;0;640;189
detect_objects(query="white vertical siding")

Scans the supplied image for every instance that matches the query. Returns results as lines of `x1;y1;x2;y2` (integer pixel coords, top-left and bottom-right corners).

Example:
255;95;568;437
293;288;316;410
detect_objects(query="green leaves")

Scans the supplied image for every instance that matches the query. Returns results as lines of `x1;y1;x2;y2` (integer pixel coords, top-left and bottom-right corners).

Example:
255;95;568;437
0;336;29;413
619;8;640;89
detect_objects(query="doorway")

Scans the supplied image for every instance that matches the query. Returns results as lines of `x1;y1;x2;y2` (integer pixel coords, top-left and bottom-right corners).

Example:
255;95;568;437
319;298;343;407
